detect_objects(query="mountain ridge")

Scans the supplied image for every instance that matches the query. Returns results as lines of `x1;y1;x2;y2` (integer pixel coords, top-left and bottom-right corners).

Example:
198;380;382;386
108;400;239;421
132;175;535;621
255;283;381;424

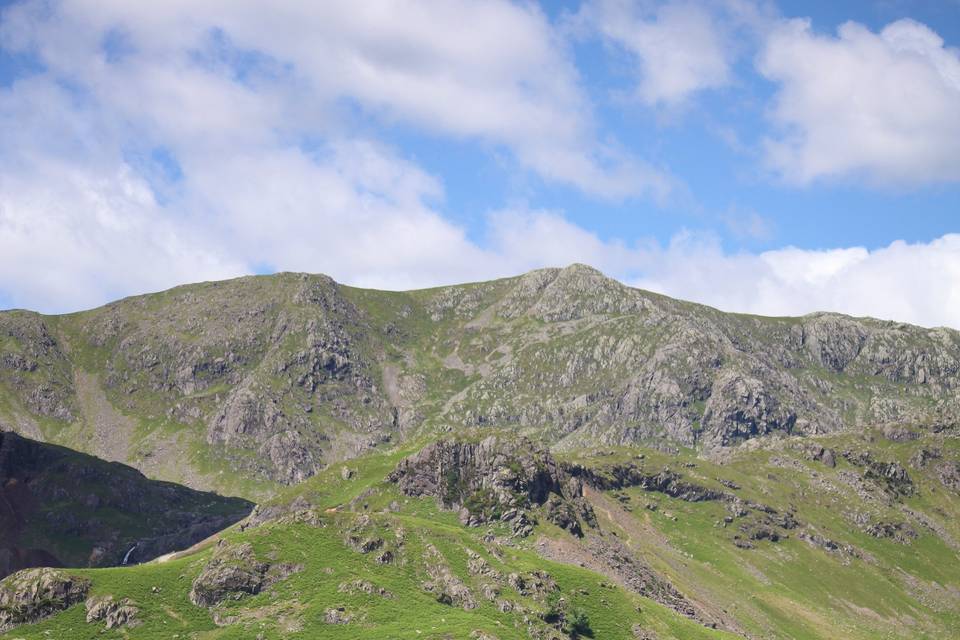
1;264;958;496
0;265;959;638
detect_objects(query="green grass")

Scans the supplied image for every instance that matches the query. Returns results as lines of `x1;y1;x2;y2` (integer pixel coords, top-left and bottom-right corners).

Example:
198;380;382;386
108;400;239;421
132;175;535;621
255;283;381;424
6;431;960;639
1;509;733;640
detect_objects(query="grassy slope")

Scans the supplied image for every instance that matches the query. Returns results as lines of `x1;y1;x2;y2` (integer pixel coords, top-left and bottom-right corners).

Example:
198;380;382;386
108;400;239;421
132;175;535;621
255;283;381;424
0;445;730;640
559;431;960;639
4;429;959;639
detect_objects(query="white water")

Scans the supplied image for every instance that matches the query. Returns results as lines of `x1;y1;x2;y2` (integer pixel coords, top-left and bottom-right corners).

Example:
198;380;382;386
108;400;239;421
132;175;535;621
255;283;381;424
122;544;138;566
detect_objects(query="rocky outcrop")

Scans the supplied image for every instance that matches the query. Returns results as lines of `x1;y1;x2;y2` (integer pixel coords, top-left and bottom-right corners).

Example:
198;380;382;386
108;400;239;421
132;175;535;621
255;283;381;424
864;461;914;496
842;449;915;497
388;436;594;536
564;461;727;502
189;542;302;607
0;568;90;632
423;544;477;610
934;461;960;492
0;312;75;422
866;521;917;544
700;371;801;447
85;595;140;629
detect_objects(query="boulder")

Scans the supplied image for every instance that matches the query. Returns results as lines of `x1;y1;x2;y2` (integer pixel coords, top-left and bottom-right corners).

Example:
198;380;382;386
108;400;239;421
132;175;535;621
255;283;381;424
189;542;302;607
85;595;140;629
0;568;90;632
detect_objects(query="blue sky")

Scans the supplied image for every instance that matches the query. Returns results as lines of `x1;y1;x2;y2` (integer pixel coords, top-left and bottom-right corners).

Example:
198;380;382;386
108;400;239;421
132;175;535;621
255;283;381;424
0;0;958;327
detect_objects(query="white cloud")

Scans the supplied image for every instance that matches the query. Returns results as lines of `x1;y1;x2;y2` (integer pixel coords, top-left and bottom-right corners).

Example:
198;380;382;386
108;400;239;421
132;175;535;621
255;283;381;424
581;0;735;106
758;17;960;185
0;0;677;311
633;232;960;329
1;0;669;200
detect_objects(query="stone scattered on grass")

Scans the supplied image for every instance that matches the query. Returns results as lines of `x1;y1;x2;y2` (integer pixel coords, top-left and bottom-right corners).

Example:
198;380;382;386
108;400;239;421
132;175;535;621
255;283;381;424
324;606;351;624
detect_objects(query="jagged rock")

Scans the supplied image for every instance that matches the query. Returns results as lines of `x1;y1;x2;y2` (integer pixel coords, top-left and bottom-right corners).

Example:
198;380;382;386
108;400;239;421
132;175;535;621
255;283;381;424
545;494;584;537
866;521;917;544
422;545;476;610
0;568;90;632
740;523;783;542
505;570;558;601
85;595;140;629
388;436;591;536
910;448;941;469
820;448;837;468
565;462;727;502
865;461;914;496
701;371;800;447
798;531;862;559
466;551;501;579
803;444;837;468
189;542;302;607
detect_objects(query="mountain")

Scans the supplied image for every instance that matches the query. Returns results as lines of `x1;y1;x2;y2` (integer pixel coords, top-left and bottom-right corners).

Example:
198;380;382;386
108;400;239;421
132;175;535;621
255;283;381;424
1;265;958;498
0;430;252;579
0;265;959;639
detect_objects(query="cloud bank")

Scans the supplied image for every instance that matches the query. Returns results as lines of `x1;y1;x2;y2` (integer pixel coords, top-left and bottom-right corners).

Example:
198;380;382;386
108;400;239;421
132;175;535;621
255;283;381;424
634;232;960;329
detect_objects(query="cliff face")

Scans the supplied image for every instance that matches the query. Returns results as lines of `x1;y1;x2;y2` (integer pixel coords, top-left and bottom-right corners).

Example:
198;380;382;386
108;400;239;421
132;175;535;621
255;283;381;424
1;265;958;493
0;431;252;579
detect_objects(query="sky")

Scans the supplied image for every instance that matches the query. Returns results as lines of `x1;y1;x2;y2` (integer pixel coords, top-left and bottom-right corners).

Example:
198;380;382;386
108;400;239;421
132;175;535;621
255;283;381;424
0;0;958;328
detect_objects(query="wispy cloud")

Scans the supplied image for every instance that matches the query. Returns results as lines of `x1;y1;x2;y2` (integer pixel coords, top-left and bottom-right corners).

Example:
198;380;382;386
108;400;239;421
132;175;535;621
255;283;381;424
575;0;758;107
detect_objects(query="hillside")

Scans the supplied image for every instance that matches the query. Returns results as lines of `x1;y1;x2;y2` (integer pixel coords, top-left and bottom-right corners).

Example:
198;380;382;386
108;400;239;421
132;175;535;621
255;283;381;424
1;426;958;639
1;265;958;500
0;430;252;579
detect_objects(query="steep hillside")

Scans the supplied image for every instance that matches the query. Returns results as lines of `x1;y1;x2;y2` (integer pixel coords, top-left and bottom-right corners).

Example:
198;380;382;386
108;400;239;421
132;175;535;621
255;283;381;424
1;265;958;497
0;431;252;579
1;427;958;639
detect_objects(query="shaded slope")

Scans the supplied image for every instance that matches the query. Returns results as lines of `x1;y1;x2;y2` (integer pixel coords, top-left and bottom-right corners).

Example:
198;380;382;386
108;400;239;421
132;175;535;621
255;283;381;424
0;431;252;579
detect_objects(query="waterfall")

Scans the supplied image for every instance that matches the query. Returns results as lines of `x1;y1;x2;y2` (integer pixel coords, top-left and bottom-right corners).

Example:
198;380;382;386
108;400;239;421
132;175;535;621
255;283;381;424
122;544;138;566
